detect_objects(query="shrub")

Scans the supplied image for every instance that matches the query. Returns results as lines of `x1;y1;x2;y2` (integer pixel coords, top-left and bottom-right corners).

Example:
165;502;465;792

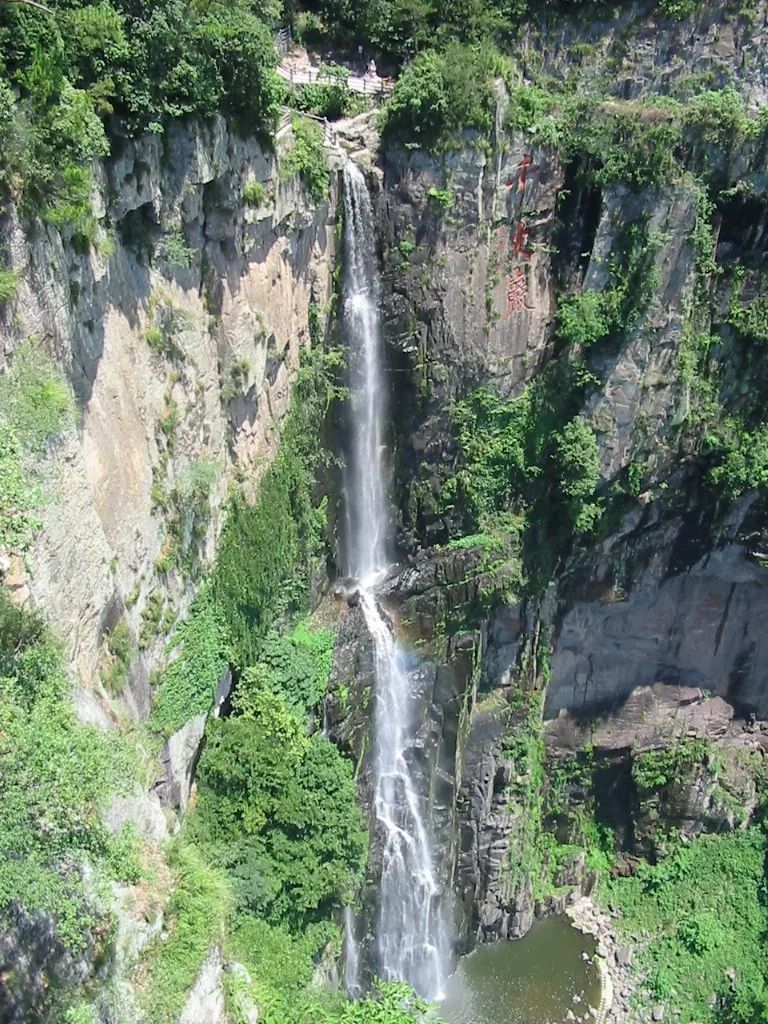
150;592;230;737
0;339;74;452
658;0;699;19
551;417;602;533
729;291;768;344
192;685;366;928
161;458;219;577
449;386;533;525
684;88;753;146
280;116;329;203
558;219;661;349
0;267;19;302
158;231;195;269
0;593;135;960
139;591;165;651
600;829;768;1024
381;43;497;152
143;294;190;361
234;620;335;717
0;424;42;551
211;345;341;668
560;95;682;190
707;422;768;496
243;180;266;207
0;341;73;552
632;740;710;792
101;618;133;695
557;290;618;347
137;841;231;1024
427;187;453;210
552;418;600;499
292;80;358;120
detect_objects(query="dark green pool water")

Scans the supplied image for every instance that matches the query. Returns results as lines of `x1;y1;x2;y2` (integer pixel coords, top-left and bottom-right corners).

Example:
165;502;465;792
439;917;601;1024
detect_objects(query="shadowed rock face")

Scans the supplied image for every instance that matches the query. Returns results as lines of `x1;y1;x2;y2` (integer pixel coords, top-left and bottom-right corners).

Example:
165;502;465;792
547;500;768;720
0;903;102;1024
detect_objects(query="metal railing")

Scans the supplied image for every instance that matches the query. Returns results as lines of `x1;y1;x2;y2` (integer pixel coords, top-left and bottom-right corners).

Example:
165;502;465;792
279;107;339;148
276;26;292;56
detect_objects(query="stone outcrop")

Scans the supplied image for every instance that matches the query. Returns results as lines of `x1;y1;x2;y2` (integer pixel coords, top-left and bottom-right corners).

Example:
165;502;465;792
524;1;768;108
375;125;563;546
547;495;768;718
179;949;227;1024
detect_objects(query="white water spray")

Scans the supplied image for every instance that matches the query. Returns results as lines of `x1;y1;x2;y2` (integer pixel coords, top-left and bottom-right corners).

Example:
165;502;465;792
341;161;449;1001
343;905;361;997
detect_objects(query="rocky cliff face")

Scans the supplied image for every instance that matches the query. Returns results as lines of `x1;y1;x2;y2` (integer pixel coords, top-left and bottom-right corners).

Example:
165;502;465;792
0;114;339;1023
328;3;768;957
3;1;768;1015
0;115;337;727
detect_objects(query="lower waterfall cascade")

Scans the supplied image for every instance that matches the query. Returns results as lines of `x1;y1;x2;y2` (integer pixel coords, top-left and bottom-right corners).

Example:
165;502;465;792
340;160;451;1001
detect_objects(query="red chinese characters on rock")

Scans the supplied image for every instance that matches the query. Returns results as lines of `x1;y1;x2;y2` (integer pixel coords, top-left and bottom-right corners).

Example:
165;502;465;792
506;266;528;314
503;153;538;319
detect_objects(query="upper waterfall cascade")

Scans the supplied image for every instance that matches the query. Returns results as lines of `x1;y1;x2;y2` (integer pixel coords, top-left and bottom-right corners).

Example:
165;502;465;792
341;161;450;1001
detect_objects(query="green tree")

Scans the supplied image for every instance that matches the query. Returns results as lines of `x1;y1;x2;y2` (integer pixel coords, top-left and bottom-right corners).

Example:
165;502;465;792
381;42;497;151
193;686;366;928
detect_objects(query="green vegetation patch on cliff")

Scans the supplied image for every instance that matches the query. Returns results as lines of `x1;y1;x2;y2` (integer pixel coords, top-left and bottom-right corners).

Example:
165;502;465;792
0;339;74;552
0;593;138;962
0;0;282;227
678;201;768;498
211;343;342;669
149;592;231;736
601;828;768;1023
280;115;330;203
438;358;602;587
149;340;342;734
137;840;231;1024
191;681;366;928
380;43;501;152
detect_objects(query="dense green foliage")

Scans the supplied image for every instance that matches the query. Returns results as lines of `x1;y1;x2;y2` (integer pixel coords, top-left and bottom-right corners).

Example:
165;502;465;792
239;620;336;716
192;684;366;927
0;0;282;227
291;64;365;120
556;220;661;348
301;0;707;63
677;200;768;498
632;739;711;793
150;592;231;736
442;360;603;575
0;339;74;551
151;339;341;727
0;266;19;302
141;333;381;1022
280;115;330;202
601;829;768;1023
381;45;766;169
211;344;342;669
0;593;136;955
380;43;499;151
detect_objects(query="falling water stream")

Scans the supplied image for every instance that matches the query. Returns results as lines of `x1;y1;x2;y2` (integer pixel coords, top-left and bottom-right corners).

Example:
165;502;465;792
341;161;449;1001
339;162;601;1017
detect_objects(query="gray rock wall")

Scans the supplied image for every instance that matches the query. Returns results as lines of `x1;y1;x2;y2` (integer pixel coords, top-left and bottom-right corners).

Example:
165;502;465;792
0;115;338;725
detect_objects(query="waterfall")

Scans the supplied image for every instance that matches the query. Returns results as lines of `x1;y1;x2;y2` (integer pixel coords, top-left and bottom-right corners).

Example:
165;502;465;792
343;905;361;997
341;161;449;1002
